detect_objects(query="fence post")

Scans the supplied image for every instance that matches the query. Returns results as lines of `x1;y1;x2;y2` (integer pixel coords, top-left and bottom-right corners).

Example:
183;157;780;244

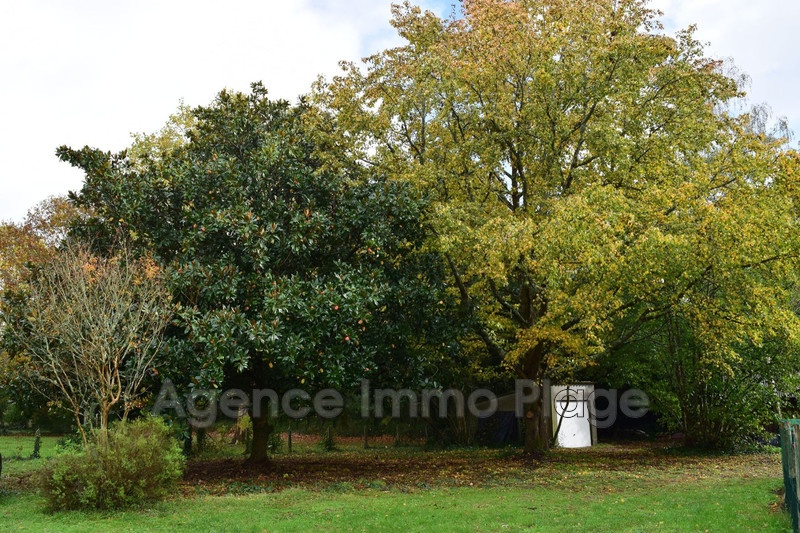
780;419;800;533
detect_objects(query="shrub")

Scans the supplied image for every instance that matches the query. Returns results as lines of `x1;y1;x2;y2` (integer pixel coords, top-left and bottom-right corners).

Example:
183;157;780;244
599;319;800;450
39;417;184;510
55;430;83;454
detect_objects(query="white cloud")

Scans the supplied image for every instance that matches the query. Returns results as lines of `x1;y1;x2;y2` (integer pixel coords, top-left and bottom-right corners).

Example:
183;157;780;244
650;0;800;136
0;0;796;222
0;0;446;222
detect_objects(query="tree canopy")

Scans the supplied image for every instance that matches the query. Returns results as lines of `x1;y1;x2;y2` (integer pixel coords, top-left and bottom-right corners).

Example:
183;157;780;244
316;0;800;449
59;84;457;460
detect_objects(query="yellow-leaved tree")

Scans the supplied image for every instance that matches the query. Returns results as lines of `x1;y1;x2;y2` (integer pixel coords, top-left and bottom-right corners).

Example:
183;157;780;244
316;0;800;450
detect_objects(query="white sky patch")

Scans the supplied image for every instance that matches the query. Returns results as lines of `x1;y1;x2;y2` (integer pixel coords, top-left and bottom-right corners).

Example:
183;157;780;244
0;0;445;222
0;0;796;222
650;0;800;137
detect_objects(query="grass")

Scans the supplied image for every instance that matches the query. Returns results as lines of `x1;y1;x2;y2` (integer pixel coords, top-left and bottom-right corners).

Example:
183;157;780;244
0;432;792;532
0;433;60;458
0;478;788;532
0;434;60;477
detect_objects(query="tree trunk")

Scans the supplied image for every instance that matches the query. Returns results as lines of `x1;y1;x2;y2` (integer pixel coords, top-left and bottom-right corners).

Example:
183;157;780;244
100;404;111;433
249;410;273;462
31;429;41;459
520;341;551;453
196;427;206;453
74;411;88;446
182;427;193;456
523;393;550;453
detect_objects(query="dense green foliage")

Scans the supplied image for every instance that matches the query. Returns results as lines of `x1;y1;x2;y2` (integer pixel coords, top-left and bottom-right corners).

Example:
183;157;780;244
598;316;800;448
38;418;184;510
58;83;461;459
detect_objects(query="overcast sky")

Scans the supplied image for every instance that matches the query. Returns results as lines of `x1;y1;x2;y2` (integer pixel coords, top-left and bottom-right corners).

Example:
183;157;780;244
1;0;797;223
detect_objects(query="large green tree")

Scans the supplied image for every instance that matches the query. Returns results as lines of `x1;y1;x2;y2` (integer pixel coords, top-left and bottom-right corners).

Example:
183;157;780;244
59;84;456;461
317;0;800;450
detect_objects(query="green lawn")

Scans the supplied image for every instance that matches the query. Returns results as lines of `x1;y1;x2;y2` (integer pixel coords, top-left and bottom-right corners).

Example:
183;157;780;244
0;434;60;458
1;478;788;532
0;434;60;476
0;434;791;532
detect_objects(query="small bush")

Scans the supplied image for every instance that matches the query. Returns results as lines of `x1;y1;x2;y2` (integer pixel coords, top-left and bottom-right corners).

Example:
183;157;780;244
39;417;184;510
55;430;83;454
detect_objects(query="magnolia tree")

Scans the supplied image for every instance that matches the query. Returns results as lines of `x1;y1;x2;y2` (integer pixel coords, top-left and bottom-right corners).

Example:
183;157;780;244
59;85;457;461
316;0;800;450
3;243;171;443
